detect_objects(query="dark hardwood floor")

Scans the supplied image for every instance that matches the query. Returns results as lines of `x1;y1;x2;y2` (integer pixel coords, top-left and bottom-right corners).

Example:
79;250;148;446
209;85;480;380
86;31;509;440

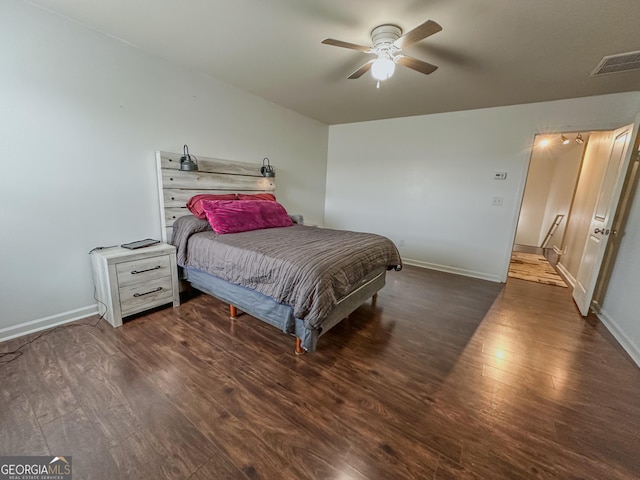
2;265;640;479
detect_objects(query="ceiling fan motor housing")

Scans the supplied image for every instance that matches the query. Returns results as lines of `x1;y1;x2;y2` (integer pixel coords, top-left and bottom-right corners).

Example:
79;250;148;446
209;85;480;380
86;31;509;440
371;24;402;54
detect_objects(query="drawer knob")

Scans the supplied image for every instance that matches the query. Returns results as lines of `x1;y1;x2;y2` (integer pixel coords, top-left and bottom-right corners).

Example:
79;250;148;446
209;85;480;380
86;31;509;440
131;265;161;275
133;287;163;297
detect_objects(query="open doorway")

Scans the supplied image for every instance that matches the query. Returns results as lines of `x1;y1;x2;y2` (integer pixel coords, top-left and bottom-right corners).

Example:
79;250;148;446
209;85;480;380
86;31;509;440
510;130;613;289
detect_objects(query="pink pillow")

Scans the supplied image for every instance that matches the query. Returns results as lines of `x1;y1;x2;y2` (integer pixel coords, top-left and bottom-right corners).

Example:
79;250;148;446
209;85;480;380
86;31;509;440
203;200;293;234
187;193;237;219
237;193;276;202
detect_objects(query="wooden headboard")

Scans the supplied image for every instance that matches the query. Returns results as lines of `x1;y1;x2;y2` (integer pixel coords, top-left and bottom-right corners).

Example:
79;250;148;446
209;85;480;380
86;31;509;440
155;151;276;242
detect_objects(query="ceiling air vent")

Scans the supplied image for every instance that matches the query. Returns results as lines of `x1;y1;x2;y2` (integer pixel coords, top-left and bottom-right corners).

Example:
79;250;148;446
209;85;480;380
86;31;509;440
591;51;640;76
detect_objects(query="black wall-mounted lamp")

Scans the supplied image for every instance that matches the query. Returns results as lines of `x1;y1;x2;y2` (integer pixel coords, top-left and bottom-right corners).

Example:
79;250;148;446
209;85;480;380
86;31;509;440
179;144;198;171
261;157;275;177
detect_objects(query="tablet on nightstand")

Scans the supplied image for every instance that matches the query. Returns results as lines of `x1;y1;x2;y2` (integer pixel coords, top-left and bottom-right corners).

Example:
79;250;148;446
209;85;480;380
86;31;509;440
121;238;160;250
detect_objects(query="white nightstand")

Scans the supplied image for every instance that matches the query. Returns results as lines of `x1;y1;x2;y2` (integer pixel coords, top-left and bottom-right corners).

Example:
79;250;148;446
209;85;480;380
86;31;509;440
90;243;180;327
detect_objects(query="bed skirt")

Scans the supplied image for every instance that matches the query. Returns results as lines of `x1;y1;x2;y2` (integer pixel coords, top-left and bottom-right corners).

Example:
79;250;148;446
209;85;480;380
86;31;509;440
184;266;386;352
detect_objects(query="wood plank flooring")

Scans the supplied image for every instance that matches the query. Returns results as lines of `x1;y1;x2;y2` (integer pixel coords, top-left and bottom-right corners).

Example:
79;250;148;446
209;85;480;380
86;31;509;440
2;265;640;479
508;252;568;288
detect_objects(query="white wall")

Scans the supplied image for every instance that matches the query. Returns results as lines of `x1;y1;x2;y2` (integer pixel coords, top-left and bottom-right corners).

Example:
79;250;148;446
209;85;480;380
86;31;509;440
538;141;584;250
326;93;640;283
0;0;328;339
514;147;555;246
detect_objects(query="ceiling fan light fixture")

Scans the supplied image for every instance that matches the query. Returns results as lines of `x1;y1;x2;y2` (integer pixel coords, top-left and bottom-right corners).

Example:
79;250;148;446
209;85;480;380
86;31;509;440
322;19;441;83
371;56;396;81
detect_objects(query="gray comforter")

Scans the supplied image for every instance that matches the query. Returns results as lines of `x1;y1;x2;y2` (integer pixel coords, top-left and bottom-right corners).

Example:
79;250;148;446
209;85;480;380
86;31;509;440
172;215;402;329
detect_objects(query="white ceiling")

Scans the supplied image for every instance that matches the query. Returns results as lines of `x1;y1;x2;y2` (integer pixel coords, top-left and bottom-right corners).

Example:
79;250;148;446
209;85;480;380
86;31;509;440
27;0;640;125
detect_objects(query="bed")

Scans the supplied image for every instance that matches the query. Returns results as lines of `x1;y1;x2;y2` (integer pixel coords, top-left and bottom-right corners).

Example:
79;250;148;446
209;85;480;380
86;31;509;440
156;151;402;353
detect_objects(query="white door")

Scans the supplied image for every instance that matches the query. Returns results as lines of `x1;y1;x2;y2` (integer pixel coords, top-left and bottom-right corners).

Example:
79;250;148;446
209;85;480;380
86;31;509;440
573;124;635;315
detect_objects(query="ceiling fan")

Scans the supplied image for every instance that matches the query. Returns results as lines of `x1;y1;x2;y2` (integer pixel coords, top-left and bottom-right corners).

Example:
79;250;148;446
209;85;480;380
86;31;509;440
322;20;442;87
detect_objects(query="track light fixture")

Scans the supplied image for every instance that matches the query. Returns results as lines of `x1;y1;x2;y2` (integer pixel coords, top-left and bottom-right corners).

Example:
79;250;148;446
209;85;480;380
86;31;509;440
575;133;584;145
561;135;570;145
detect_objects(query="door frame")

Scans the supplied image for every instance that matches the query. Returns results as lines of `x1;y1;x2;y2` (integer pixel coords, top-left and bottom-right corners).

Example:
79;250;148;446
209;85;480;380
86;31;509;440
508;121;639;308
513;132;588;255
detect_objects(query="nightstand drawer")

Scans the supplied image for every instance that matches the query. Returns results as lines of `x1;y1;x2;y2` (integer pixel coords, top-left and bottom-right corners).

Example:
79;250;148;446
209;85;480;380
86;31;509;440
116;255;172;288
119;276;174;316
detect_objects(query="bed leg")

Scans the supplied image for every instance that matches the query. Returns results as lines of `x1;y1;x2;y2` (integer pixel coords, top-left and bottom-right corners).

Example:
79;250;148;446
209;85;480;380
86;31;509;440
295;337;306;355
372;293;378;307
229;305;238;320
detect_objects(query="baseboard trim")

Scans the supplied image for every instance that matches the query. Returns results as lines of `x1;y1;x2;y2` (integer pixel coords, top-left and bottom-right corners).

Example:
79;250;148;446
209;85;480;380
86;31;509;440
597;308;640;368
556;261;576;288
403;258;503;283
0;305;98;343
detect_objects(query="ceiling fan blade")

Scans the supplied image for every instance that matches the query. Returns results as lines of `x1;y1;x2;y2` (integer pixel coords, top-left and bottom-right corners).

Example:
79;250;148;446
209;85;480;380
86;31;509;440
322;38;371;52
348;60;374;79
393;20;442;49
396;55;438;75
